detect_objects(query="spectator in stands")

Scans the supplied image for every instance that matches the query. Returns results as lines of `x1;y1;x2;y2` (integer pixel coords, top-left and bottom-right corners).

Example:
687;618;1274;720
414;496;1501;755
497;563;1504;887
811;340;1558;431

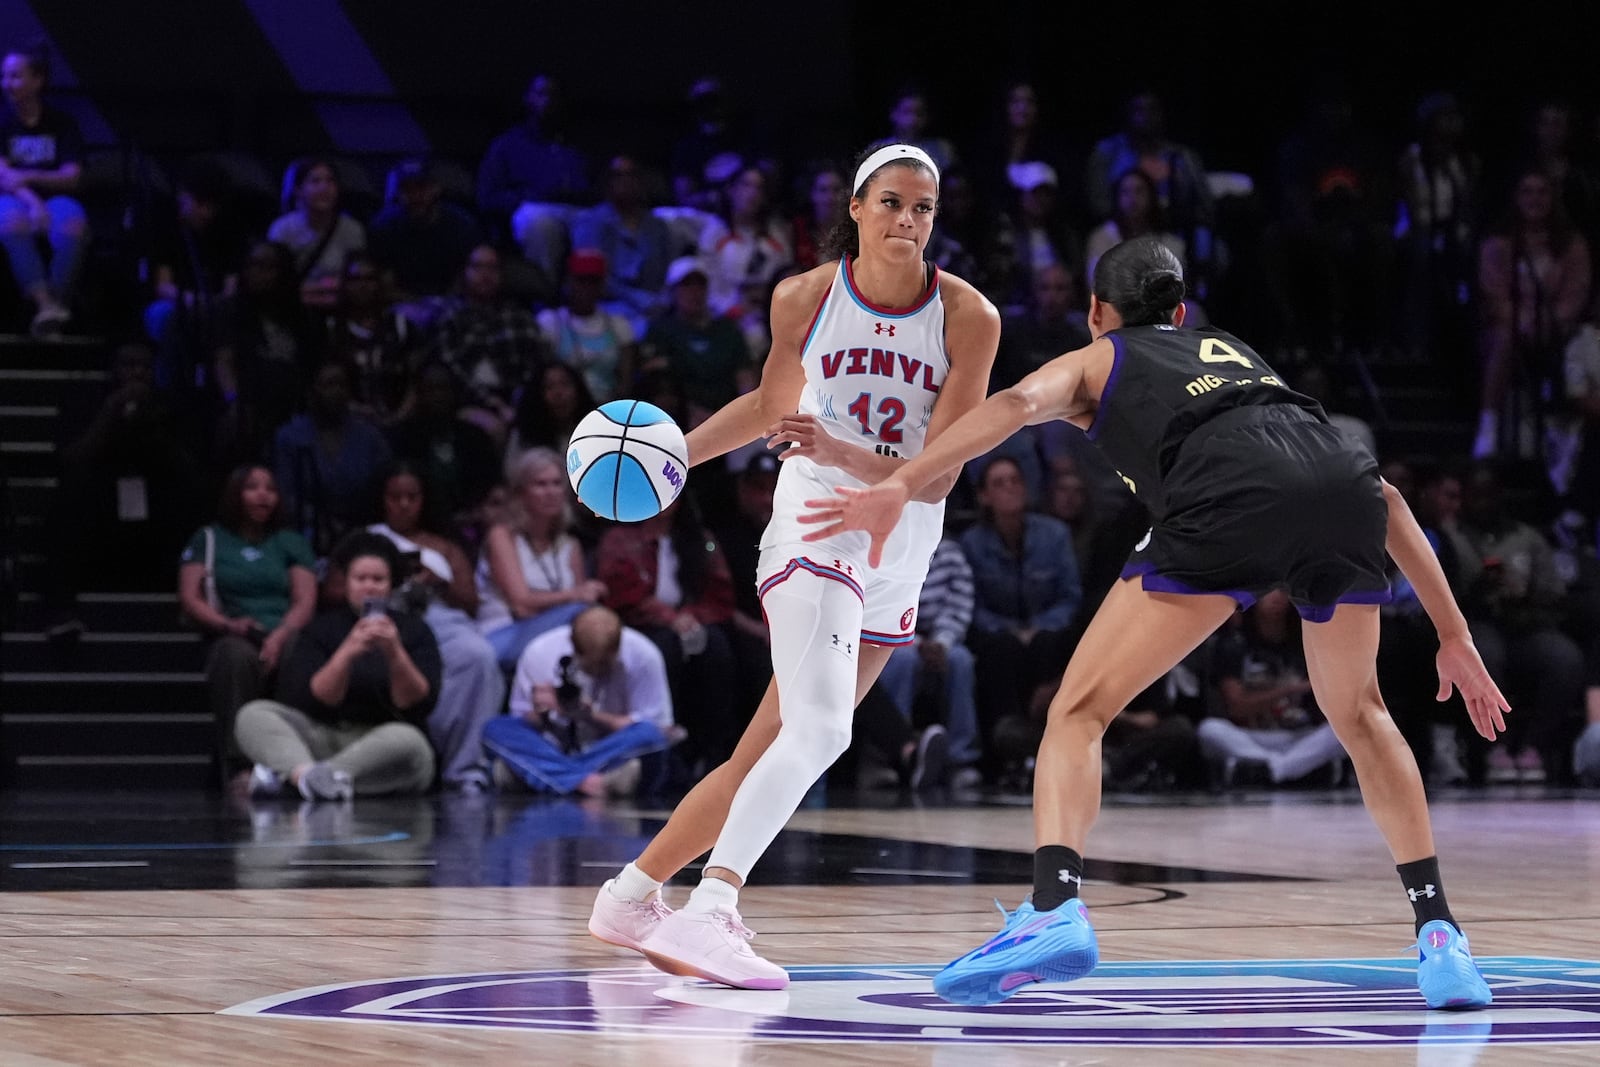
483;604;677;797
881;83;960;175
536;249;637;403
1393;90;1482;375
475;446;606;673
789;160;848;271
640;256;750;425
989;261;1092;494
509;358;597;462
267;156;367;312
0;42;86;337
669;76;746;212
324;250;417;427
144;156;243;392
1084;89;1215;298
177;463;317;787
570;155;673;334
960;454;1082;774
1261;77;1395;363
41;341;202;637
998;162;1082;316
1472;166;1592;460
427;242;549;447
237;531;439;800
370;461;502;794
595;491;742;774
476;72;591;279
368;156;483;305
1198;590;1349;787
1085;169;1186;301
271;359;394;556
697;163;794;319
874;536;984;788
708;449;777;713
1445;458;1585;782
385;359;502;545
212;239;322;473
975;80;1076;212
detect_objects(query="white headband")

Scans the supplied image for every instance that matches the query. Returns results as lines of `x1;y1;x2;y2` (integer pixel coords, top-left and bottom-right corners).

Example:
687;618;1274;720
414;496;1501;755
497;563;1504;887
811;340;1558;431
852;143;940;195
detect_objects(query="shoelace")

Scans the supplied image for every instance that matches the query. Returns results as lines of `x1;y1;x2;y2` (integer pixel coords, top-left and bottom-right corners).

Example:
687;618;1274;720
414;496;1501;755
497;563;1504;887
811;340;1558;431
714;911;757;942
643;898;672;922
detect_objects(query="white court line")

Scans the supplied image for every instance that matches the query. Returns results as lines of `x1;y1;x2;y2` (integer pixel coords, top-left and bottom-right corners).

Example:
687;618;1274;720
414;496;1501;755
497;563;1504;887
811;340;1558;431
850;867;968;878
288;857;438;870
11;861;150;870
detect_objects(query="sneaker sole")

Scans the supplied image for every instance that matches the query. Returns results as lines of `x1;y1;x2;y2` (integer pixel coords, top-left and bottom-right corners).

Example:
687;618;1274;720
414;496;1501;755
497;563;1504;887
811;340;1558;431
640;948;789;990
934;936;1099;1005
1420;965;1492;1010
587;916;649;955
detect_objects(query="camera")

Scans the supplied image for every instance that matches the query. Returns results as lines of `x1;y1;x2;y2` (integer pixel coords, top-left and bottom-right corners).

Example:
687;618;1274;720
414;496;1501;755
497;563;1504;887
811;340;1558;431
556;655;583;710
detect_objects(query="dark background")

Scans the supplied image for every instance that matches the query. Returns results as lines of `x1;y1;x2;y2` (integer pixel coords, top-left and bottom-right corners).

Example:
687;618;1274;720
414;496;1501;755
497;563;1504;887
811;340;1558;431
11;0;1600;189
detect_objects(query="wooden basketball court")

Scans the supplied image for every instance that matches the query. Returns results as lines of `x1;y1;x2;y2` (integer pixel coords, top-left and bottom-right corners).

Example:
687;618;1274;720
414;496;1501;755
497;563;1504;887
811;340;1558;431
3;787;1599;1064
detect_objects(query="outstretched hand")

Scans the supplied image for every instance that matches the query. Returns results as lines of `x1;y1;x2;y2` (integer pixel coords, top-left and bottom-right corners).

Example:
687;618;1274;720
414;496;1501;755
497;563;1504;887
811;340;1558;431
798;481;910;568
1435;634;1510;741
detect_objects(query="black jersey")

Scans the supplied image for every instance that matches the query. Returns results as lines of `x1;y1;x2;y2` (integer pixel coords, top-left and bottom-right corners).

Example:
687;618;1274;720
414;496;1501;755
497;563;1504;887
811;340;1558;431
1086;324;1324;520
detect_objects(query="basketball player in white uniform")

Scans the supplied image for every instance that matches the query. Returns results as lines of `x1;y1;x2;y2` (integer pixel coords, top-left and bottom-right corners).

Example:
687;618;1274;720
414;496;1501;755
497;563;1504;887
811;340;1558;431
587;144;1001;988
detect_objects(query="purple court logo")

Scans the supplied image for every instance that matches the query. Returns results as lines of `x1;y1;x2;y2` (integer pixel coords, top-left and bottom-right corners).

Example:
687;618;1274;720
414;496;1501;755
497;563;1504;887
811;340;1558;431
222;958;1600;1048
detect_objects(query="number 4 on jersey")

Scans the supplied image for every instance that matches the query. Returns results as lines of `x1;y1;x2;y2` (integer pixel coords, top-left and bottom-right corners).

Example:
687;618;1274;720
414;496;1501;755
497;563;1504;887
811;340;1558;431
1198;337;1253;369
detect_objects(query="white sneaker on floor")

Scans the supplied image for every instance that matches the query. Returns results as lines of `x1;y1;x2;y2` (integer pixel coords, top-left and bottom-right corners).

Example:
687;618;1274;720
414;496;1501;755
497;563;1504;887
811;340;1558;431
639;906;789;989
298;762;353;801
249;764;285;797
588;880;672;954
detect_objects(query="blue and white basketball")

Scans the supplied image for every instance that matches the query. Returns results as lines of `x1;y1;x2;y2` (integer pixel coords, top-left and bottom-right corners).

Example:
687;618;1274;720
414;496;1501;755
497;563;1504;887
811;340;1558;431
566;400;689;522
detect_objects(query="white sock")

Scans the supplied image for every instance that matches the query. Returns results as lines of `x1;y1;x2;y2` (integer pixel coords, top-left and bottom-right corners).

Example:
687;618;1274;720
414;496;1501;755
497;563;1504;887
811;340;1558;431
608;861;661;903
685;876;740;914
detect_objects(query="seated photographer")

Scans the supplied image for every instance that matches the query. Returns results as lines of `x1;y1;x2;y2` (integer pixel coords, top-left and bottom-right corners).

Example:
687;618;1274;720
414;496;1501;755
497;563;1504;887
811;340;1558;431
482;604;678;798
236;531;441;800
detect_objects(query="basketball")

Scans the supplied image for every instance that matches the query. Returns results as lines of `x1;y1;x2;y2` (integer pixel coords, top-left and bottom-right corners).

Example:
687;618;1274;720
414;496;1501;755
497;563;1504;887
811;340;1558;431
566;400;689;522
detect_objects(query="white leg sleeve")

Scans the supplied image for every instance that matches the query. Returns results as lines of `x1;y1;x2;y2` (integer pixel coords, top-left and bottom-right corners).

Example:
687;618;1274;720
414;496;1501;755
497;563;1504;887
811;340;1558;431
703;571;862;879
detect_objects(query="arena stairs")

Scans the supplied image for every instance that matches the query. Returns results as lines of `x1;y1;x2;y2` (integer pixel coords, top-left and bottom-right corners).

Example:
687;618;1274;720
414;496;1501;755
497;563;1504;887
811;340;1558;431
0;336;213;791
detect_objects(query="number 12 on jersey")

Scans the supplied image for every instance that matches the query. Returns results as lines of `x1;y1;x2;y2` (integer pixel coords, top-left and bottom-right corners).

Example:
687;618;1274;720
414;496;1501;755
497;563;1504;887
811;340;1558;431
847;391;905;443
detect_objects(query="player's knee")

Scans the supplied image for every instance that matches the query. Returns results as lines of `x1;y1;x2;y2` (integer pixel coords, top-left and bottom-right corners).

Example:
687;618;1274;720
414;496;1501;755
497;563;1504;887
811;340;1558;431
1044;680;1121;732
781;712;853;767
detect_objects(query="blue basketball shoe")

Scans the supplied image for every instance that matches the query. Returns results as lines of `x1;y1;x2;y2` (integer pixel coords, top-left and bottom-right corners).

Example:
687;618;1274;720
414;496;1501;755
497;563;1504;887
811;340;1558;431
933;898;1098;1005
1416;919;1492;1009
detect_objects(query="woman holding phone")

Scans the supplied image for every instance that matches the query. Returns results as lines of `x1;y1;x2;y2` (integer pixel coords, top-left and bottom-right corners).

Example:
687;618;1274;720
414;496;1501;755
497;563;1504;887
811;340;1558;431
234;530;442;801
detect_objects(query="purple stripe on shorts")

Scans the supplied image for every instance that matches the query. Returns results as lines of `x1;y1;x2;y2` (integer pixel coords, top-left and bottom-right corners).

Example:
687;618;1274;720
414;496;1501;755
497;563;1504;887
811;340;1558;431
1119;560;1256;611
1297;587;1394;623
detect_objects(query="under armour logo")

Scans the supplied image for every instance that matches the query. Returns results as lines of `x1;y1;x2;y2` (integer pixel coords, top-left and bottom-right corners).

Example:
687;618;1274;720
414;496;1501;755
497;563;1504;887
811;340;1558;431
874;322;895;336
832;559;854;576
1058;869;1081;889
1408;884;1436;902
829;634;854;655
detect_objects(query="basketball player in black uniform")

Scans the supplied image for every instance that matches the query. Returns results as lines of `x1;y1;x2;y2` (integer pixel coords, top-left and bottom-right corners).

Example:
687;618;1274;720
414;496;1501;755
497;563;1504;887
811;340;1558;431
801;237;1507;1010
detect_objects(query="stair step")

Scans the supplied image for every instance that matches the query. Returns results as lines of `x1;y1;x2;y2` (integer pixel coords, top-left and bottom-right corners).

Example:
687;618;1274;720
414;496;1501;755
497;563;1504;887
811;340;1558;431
11;592;186;632
0;368;109;407
1;631;205;671
0;671;203;715
0;440;59;480
2;757;215;791
0;336;110;372
3;476;58;518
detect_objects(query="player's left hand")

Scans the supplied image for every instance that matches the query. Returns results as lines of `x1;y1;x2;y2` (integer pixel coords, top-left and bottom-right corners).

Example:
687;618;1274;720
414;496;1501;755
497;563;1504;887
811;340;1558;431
798;480;910;568
766;414;848;468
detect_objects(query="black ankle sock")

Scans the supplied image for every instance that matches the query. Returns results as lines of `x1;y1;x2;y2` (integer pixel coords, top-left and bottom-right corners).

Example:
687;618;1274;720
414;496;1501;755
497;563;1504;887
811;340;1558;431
1397;856;1457;934
1032;845;1084;911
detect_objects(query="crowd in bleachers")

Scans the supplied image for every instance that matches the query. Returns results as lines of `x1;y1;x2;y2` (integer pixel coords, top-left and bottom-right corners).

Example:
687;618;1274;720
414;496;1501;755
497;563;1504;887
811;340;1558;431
13;42;1600;799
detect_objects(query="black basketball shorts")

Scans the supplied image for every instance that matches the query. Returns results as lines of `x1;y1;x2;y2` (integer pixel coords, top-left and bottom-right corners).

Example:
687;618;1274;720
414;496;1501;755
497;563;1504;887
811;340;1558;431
1121;404;1391;622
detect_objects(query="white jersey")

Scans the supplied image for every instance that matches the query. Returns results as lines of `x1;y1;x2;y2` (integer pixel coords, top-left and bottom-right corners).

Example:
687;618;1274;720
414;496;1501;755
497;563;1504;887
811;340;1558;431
762;257;948;576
